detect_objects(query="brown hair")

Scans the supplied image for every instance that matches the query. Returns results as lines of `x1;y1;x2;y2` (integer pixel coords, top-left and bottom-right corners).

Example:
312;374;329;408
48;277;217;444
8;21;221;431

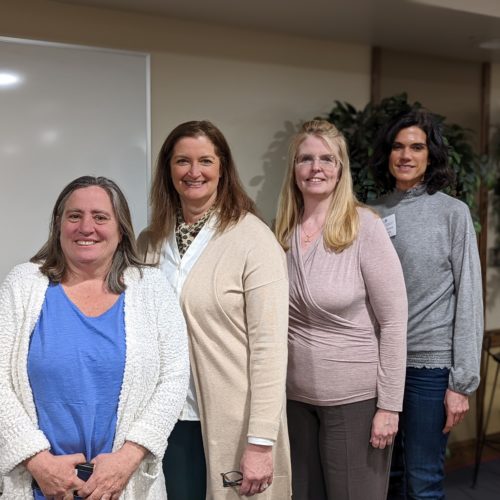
31;176;144;293
148;120;256;250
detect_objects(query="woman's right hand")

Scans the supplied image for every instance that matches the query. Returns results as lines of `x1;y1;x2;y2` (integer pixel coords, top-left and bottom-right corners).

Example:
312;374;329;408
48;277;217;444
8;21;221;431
239;444;274;497
24;450;86;499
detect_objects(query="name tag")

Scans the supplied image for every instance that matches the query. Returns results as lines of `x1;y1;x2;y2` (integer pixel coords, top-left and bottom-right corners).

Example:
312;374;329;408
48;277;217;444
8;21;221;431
382;214;396;237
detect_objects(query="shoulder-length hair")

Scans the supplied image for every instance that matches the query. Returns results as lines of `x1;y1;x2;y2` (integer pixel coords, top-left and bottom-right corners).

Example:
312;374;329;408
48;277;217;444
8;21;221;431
148;120;256;251
371;109;454;194
31;176;144;293
275;119;360;252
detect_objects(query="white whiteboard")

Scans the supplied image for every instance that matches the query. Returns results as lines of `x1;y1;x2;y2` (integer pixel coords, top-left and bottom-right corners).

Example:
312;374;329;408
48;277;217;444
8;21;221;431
0;37;150;281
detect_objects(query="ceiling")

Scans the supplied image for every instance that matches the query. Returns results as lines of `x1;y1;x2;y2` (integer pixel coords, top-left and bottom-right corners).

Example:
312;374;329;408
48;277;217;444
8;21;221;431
56;0;500;62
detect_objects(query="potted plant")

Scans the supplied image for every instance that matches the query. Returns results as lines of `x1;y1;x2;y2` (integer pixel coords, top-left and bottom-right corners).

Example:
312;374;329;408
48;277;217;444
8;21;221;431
325;93;488;229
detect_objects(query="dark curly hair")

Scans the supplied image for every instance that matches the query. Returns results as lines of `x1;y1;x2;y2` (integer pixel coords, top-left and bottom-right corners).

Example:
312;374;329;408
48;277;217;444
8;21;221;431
371;109;455;194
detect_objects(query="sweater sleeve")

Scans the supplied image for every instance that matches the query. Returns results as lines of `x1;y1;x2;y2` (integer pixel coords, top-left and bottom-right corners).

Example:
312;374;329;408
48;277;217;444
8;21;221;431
0;267;50;474
360;216;408;411
448;206;483;395
243;232;289;441
125;270;190;459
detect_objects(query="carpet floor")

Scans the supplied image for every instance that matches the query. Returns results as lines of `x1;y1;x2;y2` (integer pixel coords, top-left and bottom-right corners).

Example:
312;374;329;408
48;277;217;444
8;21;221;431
445;458;500;499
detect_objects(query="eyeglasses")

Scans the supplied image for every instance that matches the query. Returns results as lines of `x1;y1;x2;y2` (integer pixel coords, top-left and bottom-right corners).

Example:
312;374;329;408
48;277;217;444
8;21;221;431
295;154;338;169
221;470;243;487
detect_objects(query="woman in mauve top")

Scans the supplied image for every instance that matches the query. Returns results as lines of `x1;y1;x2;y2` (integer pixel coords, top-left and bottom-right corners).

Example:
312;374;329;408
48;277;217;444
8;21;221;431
275;119;408;500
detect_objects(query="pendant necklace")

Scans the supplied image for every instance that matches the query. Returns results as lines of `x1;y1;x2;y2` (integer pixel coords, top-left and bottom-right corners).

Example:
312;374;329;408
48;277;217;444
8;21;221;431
302;224;323;244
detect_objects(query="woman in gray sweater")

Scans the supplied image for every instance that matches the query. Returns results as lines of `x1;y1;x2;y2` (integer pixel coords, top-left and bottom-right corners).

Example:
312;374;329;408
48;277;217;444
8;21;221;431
370;110;483;500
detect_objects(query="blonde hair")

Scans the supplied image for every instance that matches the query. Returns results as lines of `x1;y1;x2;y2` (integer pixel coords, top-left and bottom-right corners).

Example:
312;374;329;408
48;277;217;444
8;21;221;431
275;119;360;252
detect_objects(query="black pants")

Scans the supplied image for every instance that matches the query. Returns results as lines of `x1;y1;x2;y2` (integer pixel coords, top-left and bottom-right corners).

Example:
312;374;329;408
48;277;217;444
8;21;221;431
163;420;207;500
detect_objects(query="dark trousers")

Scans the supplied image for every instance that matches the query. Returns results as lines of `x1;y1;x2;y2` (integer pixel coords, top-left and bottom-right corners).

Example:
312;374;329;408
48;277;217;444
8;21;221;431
287;398;392;500
163;420;207;500
388;367;450;500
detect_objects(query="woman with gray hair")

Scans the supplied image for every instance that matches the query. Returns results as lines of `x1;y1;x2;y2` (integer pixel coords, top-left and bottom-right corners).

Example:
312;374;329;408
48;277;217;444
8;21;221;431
0;176;189;500
275;120;407;500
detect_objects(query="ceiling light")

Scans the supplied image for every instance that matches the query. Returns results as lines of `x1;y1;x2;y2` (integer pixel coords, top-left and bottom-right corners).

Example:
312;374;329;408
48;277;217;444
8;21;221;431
478;39;500;50
0;72;22;87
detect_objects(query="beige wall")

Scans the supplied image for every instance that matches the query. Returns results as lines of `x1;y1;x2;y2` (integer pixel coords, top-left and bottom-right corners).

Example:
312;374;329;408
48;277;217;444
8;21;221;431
150;51;369;223
1;0;370;223
379;49;483;141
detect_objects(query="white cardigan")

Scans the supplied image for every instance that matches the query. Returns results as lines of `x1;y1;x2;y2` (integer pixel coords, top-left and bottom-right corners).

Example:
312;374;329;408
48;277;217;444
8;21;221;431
0;262;189;499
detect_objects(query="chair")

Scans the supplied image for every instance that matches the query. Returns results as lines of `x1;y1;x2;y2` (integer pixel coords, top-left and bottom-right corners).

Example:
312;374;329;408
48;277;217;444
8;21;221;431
472;332;500;487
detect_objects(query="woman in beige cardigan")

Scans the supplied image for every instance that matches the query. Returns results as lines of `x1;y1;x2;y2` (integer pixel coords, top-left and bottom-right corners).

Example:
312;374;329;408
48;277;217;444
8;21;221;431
138;120;291;500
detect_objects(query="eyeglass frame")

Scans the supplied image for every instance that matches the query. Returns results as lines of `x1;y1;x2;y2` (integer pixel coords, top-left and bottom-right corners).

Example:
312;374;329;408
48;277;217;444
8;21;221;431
221;470;243;487
295;153;339;169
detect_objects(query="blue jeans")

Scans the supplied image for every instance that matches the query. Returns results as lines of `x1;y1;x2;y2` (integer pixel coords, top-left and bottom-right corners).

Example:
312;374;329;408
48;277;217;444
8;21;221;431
388;367;450;500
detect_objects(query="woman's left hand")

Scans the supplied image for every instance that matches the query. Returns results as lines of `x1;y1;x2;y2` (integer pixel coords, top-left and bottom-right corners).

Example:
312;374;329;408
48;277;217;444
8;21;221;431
76;442;148;499
239;443;274;497
370;409;399;449
443;389;469;433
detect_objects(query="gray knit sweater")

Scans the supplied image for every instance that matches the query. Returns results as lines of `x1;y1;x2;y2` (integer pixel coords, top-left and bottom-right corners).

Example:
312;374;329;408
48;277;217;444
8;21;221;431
370;186;483;395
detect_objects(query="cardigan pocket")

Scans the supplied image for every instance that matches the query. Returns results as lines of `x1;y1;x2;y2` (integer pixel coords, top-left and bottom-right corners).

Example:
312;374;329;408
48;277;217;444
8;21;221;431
138;457;161;479
1;465;34;500
124;459;165;500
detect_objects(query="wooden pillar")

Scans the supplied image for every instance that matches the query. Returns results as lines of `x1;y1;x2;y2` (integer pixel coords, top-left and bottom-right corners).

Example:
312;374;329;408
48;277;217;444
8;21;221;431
370;46;381;104
475;61;491;469
479;62;490;309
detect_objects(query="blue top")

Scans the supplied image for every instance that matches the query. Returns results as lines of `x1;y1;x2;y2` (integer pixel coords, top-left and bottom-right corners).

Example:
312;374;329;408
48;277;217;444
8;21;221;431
28;283;126;498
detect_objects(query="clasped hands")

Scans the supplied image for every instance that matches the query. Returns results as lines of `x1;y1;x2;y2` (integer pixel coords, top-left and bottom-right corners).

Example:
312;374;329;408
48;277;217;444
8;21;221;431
25;442;147;500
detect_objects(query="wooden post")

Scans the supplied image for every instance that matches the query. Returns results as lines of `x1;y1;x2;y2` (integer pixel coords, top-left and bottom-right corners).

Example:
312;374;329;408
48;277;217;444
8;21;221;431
474;61;491;477
479;62;490;312
370;47;381;104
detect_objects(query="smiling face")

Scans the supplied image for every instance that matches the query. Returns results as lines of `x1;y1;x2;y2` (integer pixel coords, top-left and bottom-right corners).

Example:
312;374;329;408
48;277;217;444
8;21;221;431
294;135;341;202
389;126;429;190
59;186;121;273
170;135;221;214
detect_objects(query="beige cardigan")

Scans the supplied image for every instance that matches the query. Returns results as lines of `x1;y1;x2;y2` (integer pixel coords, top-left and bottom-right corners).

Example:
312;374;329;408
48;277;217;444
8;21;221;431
139;213;292;499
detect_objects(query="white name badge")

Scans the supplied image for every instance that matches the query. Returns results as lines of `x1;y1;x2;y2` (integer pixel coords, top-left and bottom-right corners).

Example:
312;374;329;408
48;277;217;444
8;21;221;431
382;214;396;237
